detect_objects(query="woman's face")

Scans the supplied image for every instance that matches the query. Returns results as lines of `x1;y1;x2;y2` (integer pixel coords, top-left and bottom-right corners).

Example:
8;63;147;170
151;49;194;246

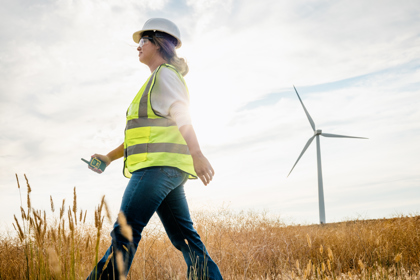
137;37;160;65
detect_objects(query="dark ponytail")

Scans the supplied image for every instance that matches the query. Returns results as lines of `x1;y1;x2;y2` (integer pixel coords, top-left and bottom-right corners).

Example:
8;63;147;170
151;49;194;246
143;31;189;76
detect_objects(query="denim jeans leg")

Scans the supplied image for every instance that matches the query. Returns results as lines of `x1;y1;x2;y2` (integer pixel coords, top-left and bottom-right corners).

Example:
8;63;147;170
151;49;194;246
86;167;188;280
157;182;223;280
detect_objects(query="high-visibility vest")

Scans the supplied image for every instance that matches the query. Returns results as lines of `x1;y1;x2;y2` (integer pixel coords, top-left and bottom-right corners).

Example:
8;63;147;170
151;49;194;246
123;64;197;179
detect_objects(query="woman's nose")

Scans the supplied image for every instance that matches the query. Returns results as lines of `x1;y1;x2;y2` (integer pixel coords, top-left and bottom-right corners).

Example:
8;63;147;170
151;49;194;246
137;46;141;51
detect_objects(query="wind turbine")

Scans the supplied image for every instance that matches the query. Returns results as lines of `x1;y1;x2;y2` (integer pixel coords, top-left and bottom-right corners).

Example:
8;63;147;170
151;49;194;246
288;86;367;224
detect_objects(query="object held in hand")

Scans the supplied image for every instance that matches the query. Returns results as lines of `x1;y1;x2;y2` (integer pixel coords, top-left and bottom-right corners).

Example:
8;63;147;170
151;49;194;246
81;158;106;172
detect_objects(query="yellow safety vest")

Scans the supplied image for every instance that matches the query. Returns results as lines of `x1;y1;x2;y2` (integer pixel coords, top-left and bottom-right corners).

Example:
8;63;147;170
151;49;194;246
123;64;197;179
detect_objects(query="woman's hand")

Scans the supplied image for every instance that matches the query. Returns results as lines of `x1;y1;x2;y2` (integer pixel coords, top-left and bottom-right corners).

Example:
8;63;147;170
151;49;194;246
192;152;215;186
88;143;124;174
89;154;111;174
178;125;215;186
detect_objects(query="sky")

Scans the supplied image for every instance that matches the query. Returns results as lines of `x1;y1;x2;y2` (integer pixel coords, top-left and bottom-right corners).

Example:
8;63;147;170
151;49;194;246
1;0;420;232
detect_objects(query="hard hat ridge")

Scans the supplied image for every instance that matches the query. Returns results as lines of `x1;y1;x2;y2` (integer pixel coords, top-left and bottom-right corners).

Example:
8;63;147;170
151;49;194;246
133;18;182;48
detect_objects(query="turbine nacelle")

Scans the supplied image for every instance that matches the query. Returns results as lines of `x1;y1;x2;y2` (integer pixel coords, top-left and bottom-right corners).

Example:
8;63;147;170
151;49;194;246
314;129;322;135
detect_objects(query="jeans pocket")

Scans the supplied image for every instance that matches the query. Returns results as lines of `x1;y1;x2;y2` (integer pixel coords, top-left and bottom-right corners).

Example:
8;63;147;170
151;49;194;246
159;166;184;178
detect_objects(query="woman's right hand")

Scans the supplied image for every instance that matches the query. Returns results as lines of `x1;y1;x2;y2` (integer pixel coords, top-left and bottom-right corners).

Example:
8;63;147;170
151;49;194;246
89;154;111;174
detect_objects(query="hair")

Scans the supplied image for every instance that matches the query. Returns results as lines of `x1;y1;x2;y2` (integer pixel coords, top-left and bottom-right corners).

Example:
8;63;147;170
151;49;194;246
142;31;189;76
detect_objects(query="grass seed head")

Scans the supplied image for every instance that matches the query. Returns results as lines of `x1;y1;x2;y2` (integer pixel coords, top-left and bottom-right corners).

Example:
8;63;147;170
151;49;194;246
61;219;65;235
27;193;31;210
68;207;74;232
51;229;57;243
118;211;133;242
62;229;67;245
103;199;113;225
99;196;105;215
43;210;47;239
94;207;99;228
73;187;77;214
358;259;365;270
32;210;41;224
319;244;323;254
74;211;78;226
50;196;55;212
24;174;31;193
60;199;65;220
116;250;127;280
15;174;20;189
13;215;24;242
20;206;27;220
307;260;312;275
83;209;87;223
328;247;333;260
394;253;402;263
103;251;114;274
12;223;18;236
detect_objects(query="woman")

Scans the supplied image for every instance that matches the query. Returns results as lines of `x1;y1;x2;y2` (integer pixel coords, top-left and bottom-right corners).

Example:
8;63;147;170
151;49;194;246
86;18;223;280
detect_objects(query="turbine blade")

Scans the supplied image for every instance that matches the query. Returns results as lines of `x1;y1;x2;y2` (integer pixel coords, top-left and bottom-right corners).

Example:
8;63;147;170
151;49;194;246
294;86;316;131
321;133;368;139
288;135;316;177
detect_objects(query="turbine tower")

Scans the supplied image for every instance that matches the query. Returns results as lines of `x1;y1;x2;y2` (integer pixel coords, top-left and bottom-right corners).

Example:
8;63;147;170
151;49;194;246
288;86;367;224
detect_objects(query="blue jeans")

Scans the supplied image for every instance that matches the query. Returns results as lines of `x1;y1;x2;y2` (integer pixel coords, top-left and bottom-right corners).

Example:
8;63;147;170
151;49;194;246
87;166;223;280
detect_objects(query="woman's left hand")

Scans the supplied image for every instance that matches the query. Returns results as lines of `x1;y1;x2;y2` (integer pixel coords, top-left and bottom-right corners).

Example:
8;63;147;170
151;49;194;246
192;152;215;186
178;125;214;185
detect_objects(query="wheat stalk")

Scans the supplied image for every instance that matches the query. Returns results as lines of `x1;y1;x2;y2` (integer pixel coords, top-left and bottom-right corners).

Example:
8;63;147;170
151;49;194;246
50;196;55;213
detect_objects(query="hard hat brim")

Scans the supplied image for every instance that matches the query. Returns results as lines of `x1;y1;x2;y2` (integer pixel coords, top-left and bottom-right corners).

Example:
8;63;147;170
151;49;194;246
132;29;182;49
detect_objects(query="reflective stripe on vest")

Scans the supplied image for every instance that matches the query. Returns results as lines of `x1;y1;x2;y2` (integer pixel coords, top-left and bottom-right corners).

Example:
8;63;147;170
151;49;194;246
123;64;197;179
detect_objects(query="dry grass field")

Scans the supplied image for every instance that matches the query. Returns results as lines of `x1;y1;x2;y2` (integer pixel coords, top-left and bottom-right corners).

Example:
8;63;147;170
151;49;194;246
1;174;419;279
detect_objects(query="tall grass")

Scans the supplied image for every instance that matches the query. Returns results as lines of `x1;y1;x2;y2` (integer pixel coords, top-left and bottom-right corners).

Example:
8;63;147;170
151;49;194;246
1;174;419;279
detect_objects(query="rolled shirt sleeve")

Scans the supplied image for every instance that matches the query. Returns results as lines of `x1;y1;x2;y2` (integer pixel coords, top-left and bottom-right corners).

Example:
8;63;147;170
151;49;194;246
151;67;192;129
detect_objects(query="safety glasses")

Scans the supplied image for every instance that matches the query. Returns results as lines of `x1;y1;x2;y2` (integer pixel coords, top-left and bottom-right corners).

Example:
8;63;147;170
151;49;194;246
139;37;153;48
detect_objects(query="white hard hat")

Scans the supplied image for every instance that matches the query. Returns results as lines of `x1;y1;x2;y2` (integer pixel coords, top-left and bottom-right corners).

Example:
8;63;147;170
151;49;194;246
133;18;182;48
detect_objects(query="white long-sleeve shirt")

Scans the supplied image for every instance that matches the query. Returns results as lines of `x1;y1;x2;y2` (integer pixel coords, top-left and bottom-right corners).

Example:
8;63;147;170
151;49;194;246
150;67;192;129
